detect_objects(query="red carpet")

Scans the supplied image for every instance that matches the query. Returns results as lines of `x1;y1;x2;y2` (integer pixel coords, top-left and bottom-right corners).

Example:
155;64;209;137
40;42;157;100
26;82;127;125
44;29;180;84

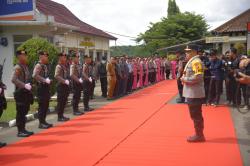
0;80;243;166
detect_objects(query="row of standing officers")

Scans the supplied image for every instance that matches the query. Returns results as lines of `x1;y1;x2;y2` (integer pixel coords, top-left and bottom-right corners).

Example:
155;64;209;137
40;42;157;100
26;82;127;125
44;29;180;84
11;50;94;138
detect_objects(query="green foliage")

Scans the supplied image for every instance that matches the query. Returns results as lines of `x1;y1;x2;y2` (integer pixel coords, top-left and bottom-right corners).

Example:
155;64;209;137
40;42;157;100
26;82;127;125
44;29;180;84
167;54;177;61
248;49;250;56
137;12;208;54
234;42;246;55
168;0;180;17
110;45;152;57
17;37;59;96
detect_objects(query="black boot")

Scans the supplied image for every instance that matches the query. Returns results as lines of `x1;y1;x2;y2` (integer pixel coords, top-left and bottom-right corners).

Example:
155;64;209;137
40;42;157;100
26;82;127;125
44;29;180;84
0;142;7;148
58;116;70;122
17;130;32;137
39;123;51;129
73;110;84;116
44;121;53;128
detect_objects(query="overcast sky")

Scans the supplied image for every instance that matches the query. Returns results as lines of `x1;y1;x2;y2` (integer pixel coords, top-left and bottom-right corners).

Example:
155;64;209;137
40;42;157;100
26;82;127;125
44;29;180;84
53;0;250;46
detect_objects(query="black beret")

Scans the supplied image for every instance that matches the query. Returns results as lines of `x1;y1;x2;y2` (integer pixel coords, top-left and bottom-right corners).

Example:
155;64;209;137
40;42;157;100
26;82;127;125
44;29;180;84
38;51;49;56
185;44;202;52
58;52;67;57
16;50;27;56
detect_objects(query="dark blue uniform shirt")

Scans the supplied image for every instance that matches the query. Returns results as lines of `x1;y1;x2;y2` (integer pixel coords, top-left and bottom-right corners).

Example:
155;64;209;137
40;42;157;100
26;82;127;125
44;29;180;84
209;59;224;80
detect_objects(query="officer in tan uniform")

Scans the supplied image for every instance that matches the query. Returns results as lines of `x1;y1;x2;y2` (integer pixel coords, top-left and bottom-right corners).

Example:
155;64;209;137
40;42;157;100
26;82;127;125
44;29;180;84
181;45;206;143
33;51;53;129
11;50;34;137
106;57;117;100
82;55;94;112
70;51;84;115
55;53;70;122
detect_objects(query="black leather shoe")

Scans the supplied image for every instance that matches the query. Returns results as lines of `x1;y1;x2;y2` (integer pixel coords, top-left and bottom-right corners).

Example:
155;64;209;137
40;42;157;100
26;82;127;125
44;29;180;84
17;131;30;137
39;123;50;129
0;142;7;148
73;111;84;116
24;130;34;136
58;117;70;122
44;122;53;128
187;135;206;143
85;107;94;112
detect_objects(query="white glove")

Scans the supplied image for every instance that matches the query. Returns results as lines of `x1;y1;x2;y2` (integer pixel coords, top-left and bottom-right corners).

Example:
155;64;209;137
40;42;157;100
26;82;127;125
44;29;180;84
45;78;51;84
24;83;32;91
0;88;2;94
89;77;92;83
79;78;83;83
65;80;70;85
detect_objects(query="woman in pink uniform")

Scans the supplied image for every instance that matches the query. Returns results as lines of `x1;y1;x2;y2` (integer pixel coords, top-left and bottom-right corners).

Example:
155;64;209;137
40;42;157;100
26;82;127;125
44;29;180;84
144;58;149;86
139;60;143;88
171;60;177;79
132;60;138;90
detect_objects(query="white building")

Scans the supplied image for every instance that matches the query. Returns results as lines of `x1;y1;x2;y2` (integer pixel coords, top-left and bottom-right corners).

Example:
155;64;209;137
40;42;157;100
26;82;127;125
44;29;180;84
206;9;250;54
0;0;116;97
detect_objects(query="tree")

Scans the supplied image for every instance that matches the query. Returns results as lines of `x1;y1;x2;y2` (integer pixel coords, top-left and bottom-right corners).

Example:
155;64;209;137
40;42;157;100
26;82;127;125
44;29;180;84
137;12;209;53
167;0;180;17
17;37;59;96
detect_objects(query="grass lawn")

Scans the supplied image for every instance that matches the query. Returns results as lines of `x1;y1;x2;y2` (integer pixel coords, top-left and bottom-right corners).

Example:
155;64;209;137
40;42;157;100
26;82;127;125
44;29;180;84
0;101;57;123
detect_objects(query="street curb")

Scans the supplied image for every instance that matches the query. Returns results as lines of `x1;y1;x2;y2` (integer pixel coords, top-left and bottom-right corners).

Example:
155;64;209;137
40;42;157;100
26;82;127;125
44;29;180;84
8;107;56;128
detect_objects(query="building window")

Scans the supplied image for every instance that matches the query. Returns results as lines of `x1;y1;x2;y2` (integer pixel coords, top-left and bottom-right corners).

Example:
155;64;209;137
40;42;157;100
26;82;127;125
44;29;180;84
13;35;32;52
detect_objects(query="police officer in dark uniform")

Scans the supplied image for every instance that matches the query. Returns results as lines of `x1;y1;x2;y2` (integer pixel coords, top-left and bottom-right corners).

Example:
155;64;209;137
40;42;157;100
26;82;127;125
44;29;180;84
198;49;211;102
207;49;224;106
11;50;34;137
0;62;7;147
55;53;70;122
70;51;84;115
33;51;53;129
82;55;94;112
227;48;240;106
176;51;187;103
97;56;108;97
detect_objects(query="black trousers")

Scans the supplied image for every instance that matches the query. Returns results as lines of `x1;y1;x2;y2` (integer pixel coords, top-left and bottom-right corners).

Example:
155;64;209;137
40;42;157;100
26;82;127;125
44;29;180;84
14;91;32;132
100;77;107;97
127;73;133;92
56;84;70;118
83;81;91;109
90;79;96;98
177;78;185;101
72;82;82;112
37;84;50;123
208;79;223;104
204;77;210;101
228;77;240;104
239;84;249;105
165;69;170;79
188;104;204;136
0;108;3;118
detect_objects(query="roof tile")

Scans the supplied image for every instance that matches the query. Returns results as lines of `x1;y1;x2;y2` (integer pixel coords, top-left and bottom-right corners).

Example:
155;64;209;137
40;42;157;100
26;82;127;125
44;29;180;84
36;0;117;40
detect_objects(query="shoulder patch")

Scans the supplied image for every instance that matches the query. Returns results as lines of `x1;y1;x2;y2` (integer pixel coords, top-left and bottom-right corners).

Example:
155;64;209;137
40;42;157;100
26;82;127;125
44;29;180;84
191;59;203;75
